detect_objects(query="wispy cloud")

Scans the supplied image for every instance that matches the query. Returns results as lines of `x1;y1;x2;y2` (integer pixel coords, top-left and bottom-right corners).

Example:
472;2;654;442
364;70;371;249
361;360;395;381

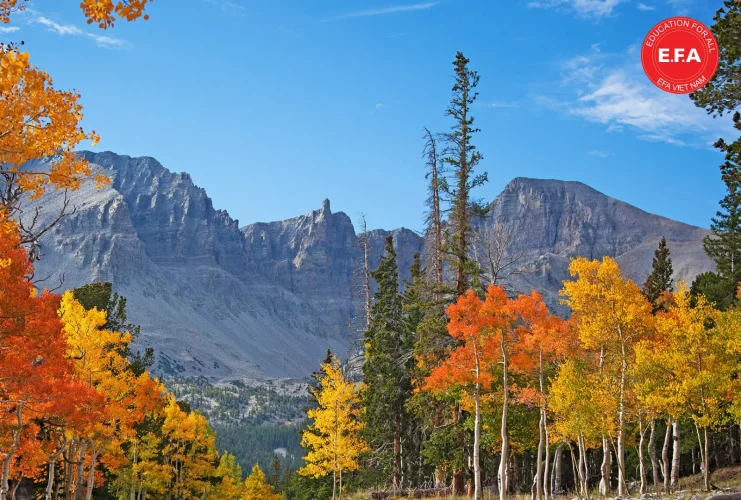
526;0;622;19
536;44;734;147
326;2;440;22
480;100;519;108
371;103;388;114
33;15;129;48
35;16;83;36
587;150;614;158
0;26;20;33
204;0;247;17
636;2;656;10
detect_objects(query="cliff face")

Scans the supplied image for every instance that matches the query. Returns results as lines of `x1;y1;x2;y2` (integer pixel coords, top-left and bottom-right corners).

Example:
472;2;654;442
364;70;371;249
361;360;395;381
26;153;713;380
479;178;713;310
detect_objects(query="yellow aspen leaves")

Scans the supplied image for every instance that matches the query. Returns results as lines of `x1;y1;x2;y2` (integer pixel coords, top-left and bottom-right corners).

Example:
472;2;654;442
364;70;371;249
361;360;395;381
241;465;281;500
299;355;367;497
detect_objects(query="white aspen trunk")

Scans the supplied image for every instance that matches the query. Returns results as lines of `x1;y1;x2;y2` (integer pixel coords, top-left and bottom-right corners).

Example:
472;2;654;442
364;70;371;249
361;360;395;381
1;406;22;500
85;445;98;500
473;345;482;500
74;441;87;500
599;437;611;496
662;422;671;493
639;420;647;494
45;447;64;500
552;443;563;494
536;351;545;500
703;427;710;491
617;340;627;497
499;338;509;500
648;419;659;492
670;421;680;490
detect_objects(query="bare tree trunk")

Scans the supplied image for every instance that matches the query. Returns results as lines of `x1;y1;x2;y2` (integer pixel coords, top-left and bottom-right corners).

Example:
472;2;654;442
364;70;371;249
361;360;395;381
599;437;611;496
617;341;628;496
704;427;710;491
499;338;510;500
649;419;659;492
662;421;671;493
536;352;545;500
393;414;401;490
1;406;23;500
670;421;680;490
474;385;482;500
358;215;372;332
74;442;87;500
639;419;647;494
544;421;551;500
45;448;64;500
85;445;98;500
552;444;563;494
423;128;443;286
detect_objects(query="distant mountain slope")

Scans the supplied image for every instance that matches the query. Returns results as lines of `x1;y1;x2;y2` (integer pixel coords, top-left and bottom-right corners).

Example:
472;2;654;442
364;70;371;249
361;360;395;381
26;152;713;380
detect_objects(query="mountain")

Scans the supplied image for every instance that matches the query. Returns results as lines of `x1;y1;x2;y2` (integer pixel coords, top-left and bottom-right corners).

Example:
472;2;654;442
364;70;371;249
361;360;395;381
25;152;713;380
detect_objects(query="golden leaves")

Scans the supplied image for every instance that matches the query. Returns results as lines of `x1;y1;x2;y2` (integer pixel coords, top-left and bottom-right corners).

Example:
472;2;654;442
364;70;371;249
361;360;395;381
299;355;367;482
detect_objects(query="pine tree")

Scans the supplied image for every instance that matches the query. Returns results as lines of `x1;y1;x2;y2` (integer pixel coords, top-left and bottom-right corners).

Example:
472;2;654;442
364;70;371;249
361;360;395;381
362;236;412;489
441;52;488;295
694;112;741;308
642;237;674;313
268;454;282;488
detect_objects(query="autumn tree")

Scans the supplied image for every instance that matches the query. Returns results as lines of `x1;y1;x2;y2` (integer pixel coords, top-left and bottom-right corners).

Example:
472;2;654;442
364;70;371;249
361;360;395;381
511;294;570;500
637;284;736;491
0;0;153;27
441;52;488;295
242;465;280;500
0;217;97;500
561;257;653;497
300;354;366;500
425;286;509;500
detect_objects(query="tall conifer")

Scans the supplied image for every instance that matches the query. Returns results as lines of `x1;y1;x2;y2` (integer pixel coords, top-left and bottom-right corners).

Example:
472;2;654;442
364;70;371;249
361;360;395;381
441;52;488;295
362;236;412;489
642;237;674;313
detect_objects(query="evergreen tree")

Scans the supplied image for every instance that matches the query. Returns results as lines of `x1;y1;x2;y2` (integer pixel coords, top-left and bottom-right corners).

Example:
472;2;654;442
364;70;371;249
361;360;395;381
441;52;488;295
694;112;741;308
362;236;413;489
642;237;674;313
268;454;282;488
690;0;741;116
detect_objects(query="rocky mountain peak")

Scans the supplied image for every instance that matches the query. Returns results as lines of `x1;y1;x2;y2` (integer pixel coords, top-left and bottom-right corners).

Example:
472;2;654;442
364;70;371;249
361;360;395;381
26;152;713;380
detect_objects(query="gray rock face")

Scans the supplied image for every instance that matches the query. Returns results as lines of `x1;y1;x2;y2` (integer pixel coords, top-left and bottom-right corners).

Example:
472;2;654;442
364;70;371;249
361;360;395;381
479;178;714;312
27;153;713;380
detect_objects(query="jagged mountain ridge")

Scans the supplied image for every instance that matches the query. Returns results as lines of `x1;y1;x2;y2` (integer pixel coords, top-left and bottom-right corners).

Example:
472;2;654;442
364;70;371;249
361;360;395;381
27;152;713;380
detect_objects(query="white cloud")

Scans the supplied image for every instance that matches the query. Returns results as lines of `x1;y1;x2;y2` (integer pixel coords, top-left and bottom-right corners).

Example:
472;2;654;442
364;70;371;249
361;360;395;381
537;45;735;147
0;26;20;33
35;16;83;36
204;0;247;17
481;101;519;108
371;103;389;114
526;0;622;19
326;2;440;21
587;150;614;157
32;14;128;48
636;2;656;10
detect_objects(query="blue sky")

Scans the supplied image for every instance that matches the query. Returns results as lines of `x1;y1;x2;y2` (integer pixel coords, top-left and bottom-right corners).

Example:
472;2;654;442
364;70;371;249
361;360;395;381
1;0;735;232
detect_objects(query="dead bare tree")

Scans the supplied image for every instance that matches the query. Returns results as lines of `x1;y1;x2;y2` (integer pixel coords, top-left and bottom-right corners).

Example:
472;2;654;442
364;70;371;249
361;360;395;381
472;220;528;294
345;213;374;375
422;128;446;287
1;169;76;263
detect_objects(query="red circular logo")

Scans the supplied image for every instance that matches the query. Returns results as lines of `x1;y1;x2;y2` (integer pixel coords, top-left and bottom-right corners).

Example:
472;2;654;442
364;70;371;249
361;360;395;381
641;17;719;94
